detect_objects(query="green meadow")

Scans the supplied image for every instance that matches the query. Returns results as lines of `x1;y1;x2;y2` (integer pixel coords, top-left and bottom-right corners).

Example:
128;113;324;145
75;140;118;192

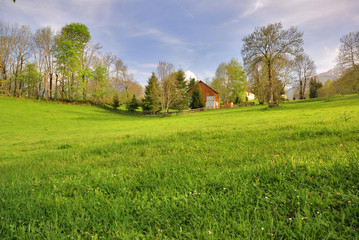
0;95;358;239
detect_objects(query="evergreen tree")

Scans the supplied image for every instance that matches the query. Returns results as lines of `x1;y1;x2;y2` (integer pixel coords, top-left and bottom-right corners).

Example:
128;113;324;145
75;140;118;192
126;94;139;111
309;78;323;98
173;69;189;111
190;83;204;109
188;77;196;89
142;72;161;113
112;93;120;110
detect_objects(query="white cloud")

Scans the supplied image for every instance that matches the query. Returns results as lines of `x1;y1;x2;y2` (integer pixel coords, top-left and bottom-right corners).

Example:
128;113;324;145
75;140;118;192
185;71;197;81
130;27;184;45
139;63;158;69
241;0;266;17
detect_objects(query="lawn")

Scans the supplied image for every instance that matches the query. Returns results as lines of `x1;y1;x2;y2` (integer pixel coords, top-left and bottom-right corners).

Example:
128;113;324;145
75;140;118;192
0;95;358;239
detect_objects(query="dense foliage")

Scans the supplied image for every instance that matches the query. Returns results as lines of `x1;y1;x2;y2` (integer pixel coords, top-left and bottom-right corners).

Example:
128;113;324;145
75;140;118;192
211;58;247;104
126;94;140;112
309;78;323;98
189;82;204;109
141;72;161;114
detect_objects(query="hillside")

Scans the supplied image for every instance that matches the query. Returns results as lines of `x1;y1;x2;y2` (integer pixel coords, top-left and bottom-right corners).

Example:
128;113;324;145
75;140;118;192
317;69;338;84
0;95;358;239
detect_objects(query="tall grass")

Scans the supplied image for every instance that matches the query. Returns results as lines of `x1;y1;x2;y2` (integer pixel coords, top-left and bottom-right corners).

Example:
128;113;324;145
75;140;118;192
0;95;358;239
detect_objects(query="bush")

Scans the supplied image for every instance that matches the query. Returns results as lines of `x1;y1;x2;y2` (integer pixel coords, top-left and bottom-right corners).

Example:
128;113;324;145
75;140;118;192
126;94;139;112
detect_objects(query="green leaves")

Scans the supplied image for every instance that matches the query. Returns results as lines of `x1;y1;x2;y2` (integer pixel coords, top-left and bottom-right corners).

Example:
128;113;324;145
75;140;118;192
212;58;247;104
190;82;204;109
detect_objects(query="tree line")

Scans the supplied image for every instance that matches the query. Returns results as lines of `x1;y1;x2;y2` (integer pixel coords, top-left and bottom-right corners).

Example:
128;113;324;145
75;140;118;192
139;63;195;113
1;20;357;111
318;31;359;97
0;22;142;104
240;22;358;105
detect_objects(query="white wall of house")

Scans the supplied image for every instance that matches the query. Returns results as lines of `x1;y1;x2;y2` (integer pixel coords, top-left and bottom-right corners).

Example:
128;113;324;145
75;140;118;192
246;92;255;101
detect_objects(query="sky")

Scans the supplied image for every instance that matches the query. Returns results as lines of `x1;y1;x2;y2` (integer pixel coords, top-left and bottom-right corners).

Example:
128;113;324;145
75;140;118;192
1;0;359;85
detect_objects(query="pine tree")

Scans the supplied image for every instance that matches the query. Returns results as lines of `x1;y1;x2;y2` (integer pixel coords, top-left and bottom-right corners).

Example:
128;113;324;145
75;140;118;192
142;72;161;114
112;93;120;110
173;69;189;111
309;78;323;98
126;94;139;112
188;77;196;89
190;83;204;109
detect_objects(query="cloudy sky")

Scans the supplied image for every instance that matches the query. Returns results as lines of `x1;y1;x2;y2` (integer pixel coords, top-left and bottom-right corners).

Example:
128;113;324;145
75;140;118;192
1;0;359;85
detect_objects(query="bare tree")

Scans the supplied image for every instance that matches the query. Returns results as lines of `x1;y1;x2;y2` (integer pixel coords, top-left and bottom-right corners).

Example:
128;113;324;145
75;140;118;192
242;22;303;106
0;22;13;95
157;61;176;113
335;31;359;74
34;26;55;99
293;53;316;99
81;41;102;100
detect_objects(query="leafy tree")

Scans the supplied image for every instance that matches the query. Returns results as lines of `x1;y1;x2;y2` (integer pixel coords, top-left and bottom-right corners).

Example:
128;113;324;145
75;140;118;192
126;94;140;112
309;77;323;98
21;62;41;98
89;65;108;104
53;23;91;100
211;58;246;104
318;68;359;97
173;69;189;111
242;22;303;106
142;72;161;114
157;61;176;113
112;93;120;110
226;58;247;103
190;82;204;109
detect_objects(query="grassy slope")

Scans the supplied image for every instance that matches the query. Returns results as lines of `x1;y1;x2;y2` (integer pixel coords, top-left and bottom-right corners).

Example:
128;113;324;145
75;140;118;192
0;95;358;239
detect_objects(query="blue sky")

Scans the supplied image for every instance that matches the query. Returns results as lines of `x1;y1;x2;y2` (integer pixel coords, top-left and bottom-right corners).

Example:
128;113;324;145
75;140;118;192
1;0;359;85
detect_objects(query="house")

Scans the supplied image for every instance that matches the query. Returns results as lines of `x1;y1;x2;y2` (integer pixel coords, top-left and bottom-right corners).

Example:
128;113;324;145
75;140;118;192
245;91;256;101
187;81;220;109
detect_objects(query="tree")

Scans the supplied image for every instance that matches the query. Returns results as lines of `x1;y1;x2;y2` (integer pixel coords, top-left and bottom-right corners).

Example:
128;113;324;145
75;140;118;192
21;62;41;98
157;61;176;113
142;72;161;114
53;23;91;100
34;26;54;99
12;25;33;97
126;94;139;112
173;69;189;111
309;77;323;98
187;77;196;89
293;53;316;99
242;22;303;106
335;31;359;74
190;82;204;109
112;93;120;110
211;58;247;104
89;65;108;104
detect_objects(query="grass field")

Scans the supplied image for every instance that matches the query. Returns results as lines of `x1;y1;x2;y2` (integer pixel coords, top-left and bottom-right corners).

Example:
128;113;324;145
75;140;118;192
0;95;358;239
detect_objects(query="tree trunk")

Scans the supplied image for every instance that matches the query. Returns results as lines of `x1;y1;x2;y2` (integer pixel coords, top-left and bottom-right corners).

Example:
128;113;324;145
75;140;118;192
268;62;274;106
55;74;59;99
303;77;308;99
299;80;304;99
82;75;87;101
49;73;53;99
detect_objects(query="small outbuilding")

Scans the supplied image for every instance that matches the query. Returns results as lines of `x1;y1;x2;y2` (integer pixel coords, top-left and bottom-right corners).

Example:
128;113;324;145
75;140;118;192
187;81;220;109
